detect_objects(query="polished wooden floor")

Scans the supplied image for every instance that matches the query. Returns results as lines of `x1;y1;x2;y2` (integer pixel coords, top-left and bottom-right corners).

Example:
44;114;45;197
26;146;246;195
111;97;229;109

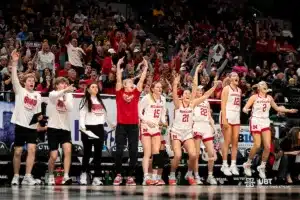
0;185;299;200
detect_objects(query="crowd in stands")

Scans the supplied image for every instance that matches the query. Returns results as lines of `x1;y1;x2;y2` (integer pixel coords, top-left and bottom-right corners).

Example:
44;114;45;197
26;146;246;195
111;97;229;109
0;0;299;104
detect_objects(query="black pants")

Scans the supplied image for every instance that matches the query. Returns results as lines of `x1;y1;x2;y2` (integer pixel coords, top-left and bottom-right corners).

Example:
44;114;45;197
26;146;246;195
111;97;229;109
277;154;300;179
81;124;105;177
115;124;139;176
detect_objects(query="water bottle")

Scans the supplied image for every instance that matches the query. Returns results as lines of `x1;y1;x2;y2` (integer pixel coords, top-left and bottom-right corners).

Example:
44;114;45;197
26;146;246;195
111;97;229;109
176;172;181;185
45;170;49;184
105;171;112;185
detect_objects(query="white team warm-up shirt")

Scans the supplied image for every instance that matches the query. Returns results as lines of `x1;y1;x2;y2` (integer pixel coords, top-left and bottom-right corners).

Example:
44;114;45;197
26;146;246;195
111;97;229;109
193;100;210;122
11;66;42;129
138;94;167;125
66;43;85;67
79;96;106;129
251;94;271;119
47;90;73;131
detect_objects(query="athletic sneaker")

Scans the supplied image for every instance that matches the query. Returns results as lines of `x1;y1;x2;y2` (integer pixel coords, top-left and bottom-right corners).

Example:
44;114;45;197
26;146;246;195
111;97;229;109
80;173;87;185
243;162;252;177
62;177;72;185
11;175;19;186
221;164;232;176
195;176;203;185
168;178;177;185
21;175;37;186
48;175;55;185
230;165;240;176
113;174;122;186
126;177;136;186
142;176;153;186
155;179;165;186
92;177;103;186
186;176;197;185
207;175;217;185
257;165;266;179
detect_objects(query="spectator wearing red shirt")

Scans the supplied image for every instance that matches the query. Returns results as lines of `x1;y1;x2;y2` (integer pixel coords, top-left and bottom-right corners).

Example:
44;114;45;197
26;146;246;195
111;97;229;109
101;49;115;76
113;58;148;186
267;36;278;53
58;62;72;78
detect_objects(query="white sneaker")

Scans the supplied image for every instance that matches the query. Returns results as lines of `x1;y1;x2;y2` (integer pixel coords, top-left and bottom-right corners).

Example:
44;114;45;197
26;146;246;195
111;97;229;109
21;175;37;186
230;165;240;176
142;175;152;186
80;173;87;185
11;175;19;185
243;162;252;177
207;175;217;185
257;165;266;179
48;175;55;185
62;177;72;185
221;164;232;176
195;176;203;185
92;177;103;186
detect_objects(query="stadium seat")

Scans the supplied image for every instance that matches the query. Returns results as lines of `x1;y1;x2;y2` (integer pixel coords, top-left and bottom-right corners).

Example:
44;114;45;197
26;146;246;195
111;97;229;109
110;146;129;164
0;141;12;183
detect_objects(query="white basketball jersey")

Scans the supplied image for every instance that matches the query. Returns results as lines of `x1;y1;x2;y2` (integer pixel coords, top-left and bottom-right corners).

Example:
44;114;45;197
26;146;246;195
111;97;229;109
193;100;210;122
251;95;271;118
225;85;241;113
140;94;166;124
172;104;193;130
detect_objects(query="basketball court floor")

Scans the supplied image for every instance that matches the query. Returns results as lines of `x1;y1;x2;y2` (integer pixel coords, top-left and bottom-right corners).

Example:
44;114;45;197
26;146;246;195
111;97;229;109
0;185;299;200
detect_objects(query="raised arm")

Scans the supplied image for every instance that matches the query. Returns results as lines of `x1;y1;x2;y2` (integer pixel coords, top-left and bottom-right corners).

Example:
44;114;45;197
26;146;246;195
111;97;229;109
191;62;203;99
192;80;221;107
136;58;148;92
242;95;256;114
10;50;22;94
49;85;75;103
270;96;298;114
116;57;124;91
172;74;181;109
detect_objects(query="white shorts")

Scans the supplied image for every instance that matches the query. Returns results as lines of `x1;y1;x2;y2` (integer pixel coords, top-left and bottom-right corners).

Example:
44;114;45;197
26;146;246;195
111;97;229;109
170;127;193;143
193;122;214;142
220;111;240;126
140;123;160;137
250;117;271;133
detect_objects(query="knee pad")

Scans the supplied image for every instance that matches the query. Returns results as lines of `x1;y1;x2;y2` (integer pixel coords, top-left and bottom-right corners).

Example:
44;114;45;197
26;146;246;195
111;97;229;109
152;153;164;169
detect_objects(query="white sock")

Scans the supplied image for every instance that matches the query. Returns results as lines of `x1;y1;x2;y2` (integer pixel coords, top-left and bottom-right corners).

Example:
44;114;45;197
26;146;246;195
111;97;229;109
144;173;149;178
260;161;266;168
14;174;19;177
152;174;157;181
187;170;193;177
157;174;162;180
208;172;213;177
222;160;228;166
25;174;31;177
231;160;236;166
64;173;69;179
49;174;54;178
246;158;252;165
170;172;176;178
194;172;200;178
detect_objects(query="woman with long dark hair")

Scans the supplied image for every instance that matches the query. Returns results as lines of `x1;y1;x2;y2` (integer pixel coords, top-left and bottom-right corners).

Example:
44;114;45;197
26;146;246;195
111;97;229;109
79;82;114;185
279;127;300;183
